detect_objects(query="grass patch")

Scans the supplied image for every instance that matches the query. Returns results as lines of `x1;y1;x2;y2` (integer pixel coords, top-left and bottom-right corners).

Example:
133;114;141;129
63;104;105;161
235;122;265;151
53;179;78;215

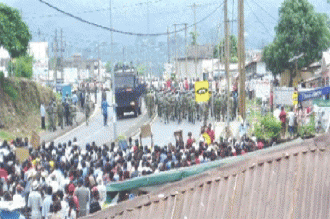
0;130;15;141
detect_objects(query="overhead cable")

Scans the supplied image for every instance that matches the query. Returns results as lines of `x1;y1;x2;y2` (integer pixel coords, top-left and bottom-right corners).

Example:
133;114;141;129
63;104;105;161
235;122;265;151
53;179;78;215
246;0;273;38
38;0;224;37
249;0;277;22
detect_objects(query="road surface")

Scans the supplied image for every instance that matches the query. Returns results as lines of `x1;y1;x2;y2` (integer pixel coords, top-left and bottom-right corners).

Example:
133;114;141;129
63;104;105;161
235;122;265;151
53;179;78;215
54;91;147;148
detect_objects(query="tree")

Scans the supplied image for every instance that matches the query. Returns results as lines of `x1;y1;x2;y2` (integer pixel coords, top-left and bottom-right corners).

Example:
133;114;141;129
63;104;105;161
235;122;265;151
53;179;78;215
213;35;238;63
7;55;33;78
105;61;112;73
0;3;31;58
263;0;330;86
136;64;146;76
190;31;199;45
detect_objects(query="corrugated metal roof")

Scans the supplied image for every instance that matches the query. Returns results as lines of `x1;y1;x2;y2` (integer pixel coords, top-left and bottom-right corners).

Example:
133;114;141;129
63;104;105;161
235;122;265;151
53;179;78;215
84;134;330;219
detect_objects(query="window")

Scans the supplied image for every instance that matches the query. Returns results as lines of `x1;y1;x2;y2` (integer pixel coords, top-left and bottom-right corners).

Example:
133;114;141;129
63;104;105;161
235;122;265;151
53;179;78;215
115;76;135;88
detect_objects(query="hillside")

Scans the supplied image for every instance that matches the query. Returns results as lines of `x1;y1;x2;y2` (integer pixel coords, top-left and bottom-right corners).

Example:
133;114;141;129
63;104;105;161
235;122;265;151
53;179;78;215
0;77;55;140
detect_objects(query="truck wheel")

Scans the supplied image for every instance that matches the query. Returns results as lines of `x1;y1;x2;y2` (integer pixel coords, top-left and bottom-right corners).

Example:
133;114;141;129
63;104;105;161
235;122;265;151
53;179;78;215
138;107;141;115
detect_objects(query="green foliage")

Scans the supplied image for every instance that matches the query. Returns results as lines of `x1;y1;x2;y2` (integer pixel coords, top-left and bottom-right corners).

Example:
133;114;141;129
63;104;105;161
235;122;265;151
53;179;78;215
0;3;31;58
298;115;315;138
137;64;146;76
254;113;282;141
9;55;33;78
105;61;112;73
0;71;4;87
190;31;199;45
213;35;238;63
3;81;18;100
263;0;330;80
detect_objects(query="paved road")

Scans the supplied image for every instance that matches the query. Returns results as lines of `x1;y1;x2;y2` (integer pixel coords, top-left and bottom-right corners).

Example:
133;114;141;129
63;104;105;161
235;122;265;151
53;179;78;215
134;117;242;147
54;91;147;148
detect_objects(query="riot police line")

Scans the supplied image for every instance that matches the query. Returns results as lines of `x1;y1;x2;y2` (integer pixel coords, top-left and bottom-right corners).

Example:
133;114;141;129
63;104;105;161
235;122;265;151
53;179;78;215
144;88;239;125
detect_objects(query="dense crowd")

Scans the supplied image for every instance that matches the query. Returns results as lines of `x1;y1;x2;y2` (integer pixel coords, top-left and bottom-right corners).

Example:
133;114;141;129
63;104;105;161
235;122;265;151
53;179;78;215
0;121;276;218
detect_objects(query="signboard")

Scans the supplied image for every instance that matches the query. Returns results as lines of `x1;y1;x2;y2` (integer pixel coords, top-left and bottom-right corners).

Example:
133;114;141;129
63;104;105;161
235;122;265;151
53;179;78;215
174;130;183;141
195;81;210;102
273;87;294;106
250;79;270;98
298;86;330;102
292;91;299;105
16;148;29;164
31;131;40;149
140;124;152;138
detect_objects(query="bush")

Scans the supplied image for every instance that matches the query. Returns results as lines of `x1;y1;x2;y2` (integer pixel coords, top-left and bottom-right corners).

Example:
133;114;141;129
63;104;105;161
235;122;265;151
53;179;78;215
3;81;18;100
0;71;4;87
254;113;281;141
298;115;315;138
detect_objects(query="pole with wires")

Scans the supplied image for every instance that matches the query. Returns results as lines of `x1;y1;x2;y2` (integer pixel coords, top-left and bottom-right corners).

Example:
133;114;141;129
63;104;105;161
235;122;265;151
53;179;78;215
110;0;117;141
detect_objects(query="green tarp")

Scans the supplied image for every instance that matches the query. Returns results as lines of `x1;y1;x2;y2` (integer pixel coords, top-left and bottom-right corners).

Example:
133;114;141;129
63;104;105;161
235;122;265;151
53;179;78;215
106;156;244;192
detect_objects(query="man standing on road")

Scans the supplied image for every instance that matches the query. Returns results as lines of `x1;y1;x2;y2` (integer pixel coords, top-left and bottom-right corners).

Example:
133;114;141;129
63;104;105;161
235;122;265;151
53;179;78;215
40;102;46;130
101;98;110;126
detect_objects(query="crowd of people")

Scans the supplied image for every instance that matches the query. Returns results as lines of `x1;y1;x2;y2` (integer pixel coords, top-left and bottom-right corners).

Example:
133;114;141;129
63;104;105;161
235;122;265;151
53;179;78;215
0;120;275;218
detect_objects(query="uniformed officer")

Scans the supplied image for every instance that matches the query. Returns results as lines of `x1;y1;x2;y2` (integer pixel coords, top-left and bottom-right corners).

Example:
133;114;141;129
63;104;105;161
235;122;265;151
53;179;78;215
57;101;64;129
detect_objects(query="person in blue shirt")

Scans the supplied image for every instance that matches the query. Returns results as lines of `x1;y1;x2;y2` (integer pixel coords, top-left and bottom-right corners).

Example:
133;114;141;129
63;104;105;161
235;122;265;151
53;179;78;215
101;98;110;126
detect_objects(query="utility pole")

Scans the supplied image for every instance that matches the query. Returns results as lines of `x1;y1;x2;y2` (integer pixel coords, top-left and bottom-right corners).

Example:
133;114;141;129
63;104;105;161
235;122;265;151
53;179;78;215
167;26;171;63
173;24;178;79
190;3;200;79
98;44;100;78
224;0;230;127
54;29;58;84
110;0;117;141
238;0;246;120
60;28;64;82
185;23;188;78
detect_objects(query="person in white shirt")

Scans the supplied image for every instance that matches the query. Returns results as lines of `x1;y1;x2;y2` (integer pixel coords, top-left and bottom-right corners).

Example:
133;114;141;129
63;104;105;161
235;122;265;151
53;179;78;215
273;105;281;121
287;107;296;138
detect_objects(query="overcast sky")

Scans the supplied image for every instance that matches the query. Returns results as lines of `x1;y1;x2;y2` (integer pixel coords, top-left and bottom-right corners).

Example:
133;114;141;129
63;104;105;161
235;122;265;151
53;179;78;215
2;0;330;51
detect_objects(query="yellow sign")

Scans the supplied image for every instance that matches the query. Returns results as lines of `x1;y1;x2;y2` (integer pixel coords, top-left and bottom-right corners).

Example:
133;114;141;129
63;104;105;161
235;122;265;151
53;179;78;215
195;81;210;102
292;91;298;105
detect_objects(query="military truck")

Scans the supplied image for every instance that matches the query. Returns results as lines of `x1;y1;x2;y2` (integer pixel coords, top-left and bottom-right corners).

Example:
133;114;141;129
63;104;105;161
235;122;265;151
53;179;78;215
114;69;145;118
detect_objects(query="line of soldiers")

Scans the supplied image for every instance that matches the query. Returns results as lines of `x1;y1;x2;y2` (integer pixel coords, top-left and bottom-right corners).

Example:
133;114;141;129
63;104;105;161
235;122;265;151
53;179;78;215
46;96;78;132
145;89;238;125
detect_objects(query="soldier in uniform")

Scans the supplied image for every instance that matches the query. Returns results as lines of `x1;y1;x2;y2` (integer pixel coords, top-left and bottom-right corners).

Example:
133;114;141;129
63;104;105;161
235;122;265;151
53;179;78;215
214;94;221;122
229;94;234;121
47;100;56;132
64;99;70;126
57;101;64;129
85;97;91;126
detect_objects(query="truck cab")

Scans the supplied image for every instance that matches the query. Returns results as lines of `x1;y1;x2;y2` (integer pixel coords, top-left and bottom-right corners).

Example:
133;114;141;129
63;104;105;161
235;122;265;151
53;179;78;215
114;69;145;118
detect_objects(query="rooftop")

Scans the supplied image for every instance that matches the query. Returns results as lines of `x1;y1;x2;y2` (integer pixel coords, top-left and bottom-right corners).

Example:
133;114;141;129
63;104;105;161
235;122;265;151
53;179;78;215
83;133;330;219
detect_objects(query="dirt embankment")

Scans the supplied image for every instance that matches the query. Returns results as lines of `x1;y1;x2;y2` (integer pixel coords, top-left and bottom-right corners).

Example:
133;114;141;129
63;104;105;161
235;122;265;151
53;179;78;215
0;78;55;140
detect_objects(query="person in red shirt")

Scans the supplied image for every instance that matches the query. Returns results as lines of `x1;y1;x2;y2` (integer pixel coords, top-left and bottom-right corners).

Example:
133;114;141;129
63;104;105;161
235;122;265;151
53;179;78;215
206;124;215;143
279;106;287;139
184;77;189;91
186;132;194;149
257;140;264;150
0;163;8;181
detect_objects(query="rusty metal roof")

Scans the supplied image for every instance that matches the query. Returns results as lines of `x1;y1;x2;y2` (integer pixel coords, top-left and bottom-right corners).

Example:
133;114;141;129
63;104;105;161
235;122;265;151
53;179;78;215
84;134;330;219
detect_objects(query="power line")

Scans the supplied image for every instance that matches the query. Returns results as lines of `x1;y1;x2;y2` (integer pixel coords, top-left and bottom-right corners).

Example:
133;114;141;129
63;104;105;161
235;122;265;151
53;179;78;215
25;0;163;18
249;0;277;22
38;0;224;37
246;0;273;38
